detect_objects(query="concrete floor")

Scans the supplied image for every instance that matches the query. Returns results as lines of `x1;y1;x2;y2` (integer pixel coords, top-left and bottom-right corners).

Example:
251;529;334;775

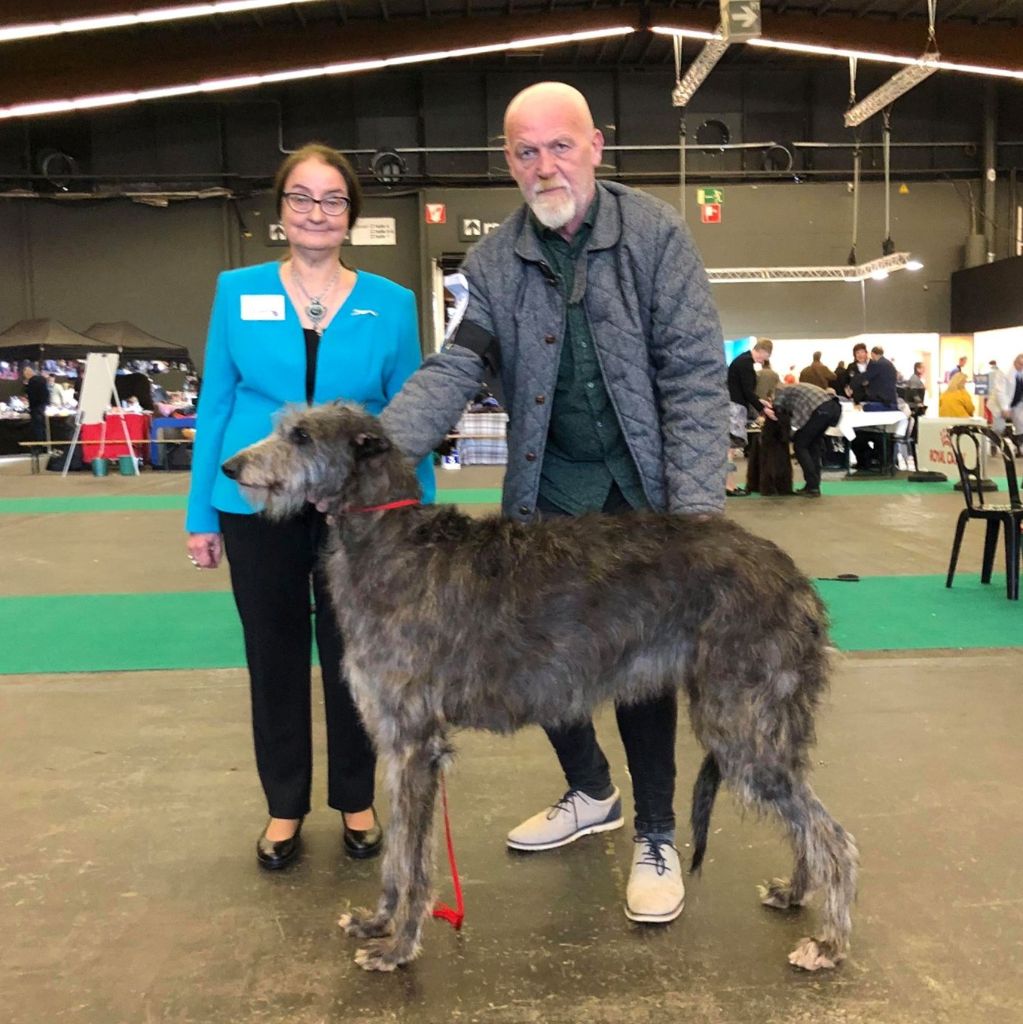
2;458;1022;1023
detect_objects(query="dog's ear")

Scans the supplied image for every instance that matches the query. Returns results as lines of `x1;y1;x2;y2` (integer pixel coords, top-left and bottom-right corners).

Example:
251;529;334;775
352;432;391;460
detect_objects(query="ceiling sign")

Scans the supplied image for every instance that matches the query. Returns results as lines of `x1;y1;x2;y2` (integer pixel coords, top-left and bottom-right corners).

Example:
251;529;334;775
720;0;761;42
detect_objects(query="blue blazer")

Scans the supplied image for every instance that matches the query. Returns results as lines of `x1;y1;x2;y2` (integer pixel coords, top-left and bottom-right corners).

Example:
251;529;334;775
186;261;435;534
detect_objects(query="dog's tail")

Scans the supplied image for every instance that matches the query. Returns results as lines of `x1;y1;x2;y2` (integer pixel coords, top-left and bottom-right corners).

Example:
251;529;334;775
689;752;722;874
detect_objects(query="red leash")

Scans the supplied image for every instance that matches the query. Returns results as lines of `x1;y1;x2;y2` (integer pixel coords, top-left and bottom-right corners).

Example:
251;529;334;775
431;775;465;930
345;498;421;514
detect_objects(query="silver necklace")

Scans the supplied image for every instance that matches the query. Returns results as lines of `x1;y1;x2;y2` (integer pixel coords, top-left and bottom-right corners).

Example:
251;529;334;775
291;261;341;334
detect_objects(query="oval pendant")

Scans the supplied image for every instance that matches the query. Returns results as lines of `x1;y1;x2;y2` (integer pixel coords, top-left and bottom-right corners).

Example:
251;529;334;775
307;299;326;322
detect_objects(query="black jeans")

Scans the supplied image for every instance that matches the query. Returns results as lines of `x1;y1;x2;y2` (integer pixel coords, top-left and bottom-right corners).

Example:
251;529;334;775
792;398;842;492
535;484;678;835
29;409;46;443
220;508;375;819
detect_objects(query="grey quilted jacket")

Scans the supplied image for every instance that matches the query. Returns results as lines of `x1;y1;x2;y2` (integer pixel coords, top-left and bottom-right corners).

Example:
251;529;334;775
382;180;728;521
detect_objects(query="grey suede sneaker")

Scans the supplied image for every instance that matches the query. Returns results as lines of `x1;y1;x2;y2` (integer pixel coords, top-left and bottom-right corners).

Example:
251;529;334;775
624;834;685;923
506;788;624;851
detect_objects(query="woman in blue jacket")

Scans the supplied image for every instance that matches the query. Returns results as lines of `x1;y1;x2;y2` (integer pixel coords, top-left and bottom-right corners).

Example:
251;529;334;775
186;144;434;870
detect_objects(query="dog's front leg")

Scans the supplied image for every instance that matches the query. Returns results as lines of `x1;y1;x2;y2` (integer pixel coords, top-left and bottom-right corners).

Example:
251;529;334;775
352;731;448;972
338;885;399;940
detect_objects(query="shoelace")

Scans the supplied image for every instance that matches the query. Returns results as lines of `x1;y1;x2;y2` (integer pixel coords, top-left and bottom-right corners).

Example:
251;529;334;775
546;789;584;821
633;835;675;876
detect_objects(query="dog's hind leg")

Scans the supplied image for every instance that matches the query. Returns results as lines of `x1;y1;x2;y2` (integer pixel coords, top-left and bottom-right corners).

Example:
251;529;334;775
352;730;449;972
739;763;858;971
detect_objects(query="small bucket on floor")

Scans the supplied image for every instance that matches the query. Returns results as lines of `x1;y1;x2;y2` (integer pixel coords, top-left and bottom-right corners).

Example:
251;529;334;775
91;458;109;478
118;455;136;476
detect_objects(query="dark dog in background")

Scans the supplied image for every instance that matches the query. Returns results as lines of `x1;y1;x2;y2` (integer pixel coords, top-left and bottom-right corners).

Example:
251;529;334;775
223;402;858;974
747;410;794;496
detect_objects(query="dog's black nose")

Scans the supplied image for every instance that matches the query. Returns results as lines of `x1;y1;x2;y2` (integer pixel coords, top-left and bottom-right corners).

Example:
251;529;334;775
221;459;238;480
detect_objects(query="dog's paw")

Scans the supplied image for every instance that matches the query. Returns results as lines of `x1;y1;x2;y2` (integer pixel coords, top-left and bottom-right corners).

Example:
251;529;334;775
338;909;395;940
788;937;841;972
757;877;807;910
354;938;420;973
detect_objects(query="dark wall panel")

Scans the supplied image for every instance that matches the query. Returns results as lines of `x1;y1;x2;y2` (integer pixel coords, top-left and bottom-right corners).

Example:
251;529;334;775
951;256;1023;333
420;179;971;339
21;199;229;362
0;205;28;328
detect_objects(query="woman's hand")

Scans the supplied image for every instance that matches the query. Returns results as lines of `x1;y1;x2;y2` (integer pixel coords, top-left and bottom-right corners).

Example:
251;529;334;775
187;532;223;570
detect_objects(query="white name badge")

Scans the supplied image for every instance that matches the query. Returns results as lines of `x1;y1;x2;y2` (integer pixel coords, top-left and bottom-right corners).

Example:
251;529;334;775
240;294;286;321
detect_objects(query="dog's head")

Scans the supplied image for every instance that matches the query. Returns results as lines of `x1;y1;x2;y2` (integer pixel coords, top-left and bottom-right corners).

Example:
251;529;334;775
221;402;398;519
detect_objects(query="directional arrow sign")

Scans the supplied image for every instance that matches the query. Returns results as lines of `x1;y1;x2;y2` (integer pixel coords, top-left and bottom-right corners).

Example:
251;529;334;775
720;0;761;42
698;187;724;205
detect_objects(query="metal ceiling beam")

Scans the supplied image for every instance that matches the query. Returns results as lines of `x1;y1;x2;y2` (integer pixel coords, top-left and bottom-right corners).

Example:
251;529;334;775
1;4;1021;114
941;0;976;17
652;6;1023;71
979;0;1018;25
0;8;642;110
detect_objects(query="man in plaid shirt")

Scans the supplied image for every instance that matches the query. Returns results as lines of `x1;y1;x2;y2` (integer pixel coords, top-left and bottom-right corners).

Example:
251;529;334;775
764;382;842;498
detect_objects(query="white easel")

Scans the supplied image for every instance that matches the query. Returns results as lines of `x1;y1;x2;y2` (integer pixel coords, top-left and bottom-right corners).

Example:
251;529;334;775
63;352;139;477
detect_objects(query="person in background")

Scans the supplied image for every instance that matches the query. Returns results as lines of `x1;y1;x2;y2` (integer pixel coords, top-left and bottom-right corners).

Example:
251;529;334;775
764;381;841;498
798;351;835;390
783;365;797;385
185;143;435;871
938;372;975;419
838;343;870;402
862;345;898;411
997;353;1023;453
984;359;1006;439
22;366;49;443
907;362;925;389
380;81;727;925
755;357;780;403
945;355;969;383
728;338;773;452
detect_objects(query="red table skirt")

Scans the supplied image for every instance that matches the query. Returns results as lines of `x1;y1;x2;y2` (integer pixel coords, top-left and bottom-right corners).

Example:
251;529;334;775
80;413;150;462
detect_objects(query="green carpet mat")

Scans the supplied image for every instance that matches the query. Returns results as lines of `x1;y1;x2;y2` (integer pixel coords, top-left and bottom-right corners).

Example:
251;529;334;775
0;489;504;515
1;574;1018;675
4;476;1010;516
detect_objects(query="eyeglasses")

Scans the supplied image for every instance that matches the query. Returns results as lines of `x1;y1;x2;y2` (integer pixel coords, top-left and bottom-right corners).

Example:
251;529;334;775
282;192;351;216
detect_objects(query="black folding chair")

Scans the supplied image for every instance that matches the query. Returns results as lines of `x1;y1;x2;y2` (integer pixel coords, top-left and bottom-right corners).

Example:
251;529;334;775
946;425;1023;600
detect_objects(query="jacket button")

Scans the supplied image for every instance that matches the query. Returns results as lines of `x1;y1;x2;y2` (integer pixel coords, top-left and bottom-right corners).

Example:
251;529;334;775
525;452;537;462
535;394;546;404
544;334;557;344
518;505;531;516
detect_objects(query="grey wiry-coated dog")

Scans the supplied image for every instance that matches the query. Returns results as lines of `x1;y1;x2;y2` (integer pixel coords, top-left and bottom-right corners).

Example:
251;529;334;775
223;402;858;974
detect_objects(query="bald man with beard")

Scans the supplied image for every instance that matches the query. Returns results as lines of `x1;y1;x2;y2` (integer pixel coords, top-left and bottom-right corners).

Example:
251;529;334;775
382;81;727;924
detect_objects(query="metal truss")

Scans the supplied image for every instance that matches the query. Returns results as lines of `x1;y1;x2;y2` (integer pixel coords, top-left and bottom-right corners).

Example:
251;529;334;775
844;55;941;128
672;36;730;108
707;252;918;284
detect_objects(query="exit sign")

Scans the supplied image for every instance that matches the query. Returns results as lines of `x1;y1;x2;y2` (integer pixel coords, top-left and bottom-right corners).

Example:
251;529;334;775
698;188;724;205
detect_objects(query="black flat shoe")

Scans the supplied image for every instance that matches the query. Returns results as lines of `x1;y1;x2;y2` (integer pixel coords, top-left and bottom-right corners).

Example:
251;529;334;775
343;809;383;860
257;818;303;870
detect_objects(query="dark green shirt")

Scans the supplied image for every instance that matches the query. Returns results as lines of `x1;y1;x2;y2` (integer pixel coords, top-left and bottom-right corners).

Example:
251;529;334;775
534;196;647;514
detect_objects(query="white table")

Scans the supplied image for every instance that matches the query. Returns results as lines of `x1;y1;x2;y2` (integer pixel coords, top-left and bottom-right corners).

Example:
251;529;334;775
824;404;909;475
830;405;908;442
